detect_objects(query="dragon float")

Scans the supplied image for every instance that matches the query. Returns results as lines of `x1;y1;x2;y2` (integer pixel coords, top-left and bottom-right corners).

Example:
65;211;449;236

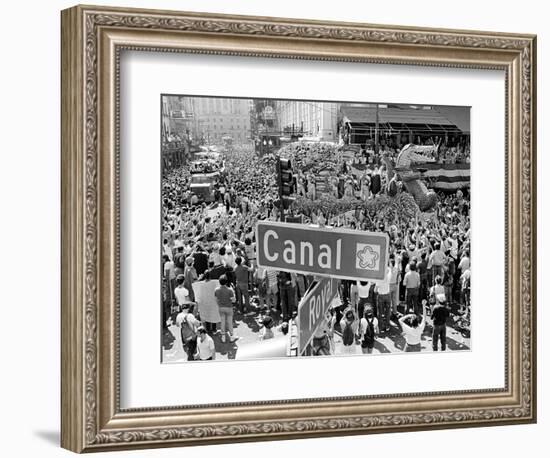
284;140;439;224
382;143;439;212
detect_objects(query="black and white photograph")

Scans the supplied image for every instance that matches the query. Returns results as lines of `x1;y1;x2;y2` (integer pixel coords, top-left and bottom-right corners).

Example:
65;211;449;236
161;95;471;362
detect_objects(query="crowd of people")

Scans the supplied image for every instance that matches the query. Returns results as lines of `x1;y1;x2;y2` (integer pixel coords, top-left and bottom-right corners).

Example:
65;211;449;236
375;139;470;165
161;140;471;361
339;129;471;166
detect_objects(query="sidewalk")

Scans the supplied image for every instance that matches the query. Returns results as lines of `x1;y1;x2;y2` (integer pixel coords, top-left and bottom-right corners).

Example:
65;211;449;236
332;318;470;355
162;306;288;362
162;305;470;362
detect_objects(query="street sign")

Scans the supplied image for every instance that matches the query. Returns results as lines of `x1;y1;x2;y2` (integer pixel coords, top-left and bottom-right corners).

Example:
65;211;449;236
256;221;389;281
297;277;339;355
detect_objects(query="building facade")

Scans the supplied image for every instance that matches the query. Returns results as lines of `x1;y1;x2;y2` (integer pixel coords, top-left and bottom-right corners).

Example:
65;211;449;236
275;100;338;142
162;96;252;146
162;96;194;141
193;97;252;145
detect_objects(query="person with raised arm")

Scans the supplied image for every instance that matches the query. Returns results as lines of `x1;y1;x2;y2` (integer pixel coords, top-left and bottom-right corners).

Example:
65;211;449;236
398;301;427;352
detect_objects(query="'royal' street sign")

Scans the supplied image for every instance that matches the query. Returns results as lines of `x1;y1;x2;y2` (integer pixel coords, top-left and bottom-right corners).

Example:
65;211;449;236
256;221;388;281
297;277;339;355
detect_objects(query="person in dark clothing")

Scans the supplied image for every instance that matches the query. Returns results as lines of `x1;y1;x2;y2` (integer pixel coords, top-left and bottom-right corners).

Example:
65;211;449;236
234;256;253;314
277;271;295;321
443;250;455;304
207;260;226;280
173;246;186;277
370;171;381;195
431;295;449;351
399;249;410;302
418;252;429;302
192;245;209;277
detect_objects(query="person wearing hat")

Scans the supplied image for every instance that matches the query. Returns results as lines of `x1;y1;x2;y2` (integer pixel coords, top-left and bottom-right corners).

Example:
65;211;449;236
430;294;449;351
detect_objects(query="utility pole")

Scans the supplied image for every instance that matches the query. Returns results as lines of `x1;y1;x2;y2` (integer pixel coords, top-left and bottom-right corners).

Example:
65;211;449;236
375;103;380;154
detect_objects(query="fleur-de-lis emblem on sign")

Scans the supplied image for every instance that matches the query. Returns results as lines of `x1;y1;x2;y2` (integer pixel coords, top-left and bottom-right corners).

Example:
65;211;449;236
356;244;380;269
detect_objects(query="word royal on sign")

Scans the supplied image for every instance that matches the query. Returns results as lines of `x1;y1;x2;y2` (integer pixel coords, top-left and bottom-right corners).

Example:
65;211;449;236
298;277;339;354
256;221;389;281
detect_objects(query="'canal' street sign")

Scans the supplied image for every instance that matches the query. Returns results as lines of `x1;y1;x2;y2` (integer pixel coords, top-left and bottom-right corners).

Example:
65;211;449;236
256;221;389;281
297;277;339;355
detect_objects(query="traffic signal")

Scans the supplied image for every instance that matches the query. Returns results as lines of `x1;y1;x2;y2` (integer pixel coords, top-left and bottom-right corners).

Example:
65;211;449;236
278;157;294;196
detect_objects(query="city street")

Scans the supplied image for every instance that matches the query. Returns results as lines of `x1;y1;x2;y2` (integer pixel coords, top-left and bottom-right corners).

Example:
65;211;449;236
161;96;472;363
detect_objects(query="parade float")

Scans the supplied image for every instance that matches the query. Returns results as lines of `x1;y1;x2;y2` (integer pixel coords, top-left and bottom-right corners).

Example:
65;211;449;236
276;141;449;226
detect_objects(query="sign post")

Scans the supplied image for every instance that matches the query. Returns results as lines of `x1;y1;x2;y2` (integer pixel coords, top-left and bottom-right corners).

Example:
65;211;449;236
257;221;389;356
256;221;389;281
296;277;339;355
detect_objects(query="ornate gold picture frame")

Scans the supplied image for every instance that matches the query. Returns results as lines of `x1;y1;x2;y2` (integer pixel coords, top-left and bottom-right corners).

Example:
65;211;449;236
61;4;536;453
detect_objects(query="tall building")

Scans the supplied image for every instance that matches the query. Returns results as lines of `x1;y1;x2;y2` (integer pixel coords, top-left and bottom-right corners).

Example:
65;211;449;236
193;97;252;145
162;96;252;145
276;100;338;142
161;96;194;141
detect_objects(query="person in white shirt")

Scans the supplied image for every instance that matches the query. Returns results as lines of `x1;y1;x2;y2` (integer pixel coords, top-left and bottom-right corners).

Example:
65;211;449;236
448;234;458;260
429;275;446;302
195;327;216;361
398;303;427;352
458;250;470;273
175;304;200;361
460;268;471;314
429;243;446;283
356;280;373;320
163;240;173;261
208;243;222;266
388;256;400;314
376;266;392;332
174;274;191;307
223;246;236;269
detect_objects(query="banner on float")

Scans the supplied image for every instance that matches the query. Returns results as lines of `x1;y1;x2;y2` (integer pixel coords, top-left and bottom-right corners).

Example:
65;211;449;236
349;162;470;190
422;163;470;190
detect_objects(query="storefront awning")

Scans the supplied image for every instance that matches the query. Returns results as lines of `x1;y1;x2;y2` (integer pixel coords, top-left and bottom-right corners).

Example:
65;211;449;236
341;105;469;135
